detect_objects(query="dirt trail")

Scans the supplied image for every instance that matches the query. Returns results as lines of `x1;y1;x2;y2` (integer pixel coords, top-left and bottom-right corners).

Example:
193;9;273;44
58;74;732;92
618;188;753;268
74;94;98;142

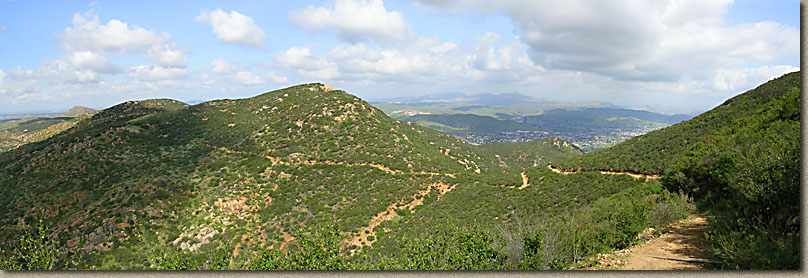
208;144;455;178
345;182;456;254
588;216;717;270
492;172;531;190
517;172;530;190
547;165;660;180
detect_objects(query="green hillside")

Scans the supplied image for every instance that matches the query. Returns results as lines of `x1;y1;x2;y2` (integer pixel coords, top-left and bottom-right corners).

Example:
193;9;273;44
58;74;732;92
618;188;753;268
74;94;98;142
556;71;801;269
0;83;693;270
0;84;510;269
480;138;583;169
401;114;539;135
1;74;793;270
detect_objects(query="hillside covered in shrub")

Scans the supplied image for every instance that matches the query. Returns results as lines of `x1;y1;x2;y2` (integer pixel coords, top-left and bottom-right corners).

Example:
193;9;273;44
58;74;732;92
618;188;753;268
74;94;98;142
556;71;800;269
0;72;796;270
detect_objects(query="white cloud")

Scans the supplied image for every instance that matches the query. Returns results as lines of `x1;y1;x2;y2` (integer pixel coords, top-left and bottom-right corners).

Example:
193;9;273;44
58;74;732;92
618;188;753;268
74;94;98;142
52;11;188;79
128;65;187;81
195;9;269;48
277;34;541;84
36;58;101;83
145;43;188;68
68;51;121;73
470;32;539;72
0;24;6;31
276;47;341;79
57;12;171;54
712;65;799;92
414;0;799;83
235;71;264;85
210;58;236;73
266;72;288;83
0;67;38;97
290;0;414;42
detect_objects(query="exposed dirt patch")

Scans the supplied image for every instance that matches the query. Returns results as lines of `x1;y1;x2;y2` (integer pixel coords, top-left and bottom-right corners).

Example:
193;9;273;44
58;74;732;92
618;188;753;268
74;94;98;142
586;216;717;270
517;172;530;190
493;172;530;190
547;165;660;180
345;182;456;254
618;216;716;270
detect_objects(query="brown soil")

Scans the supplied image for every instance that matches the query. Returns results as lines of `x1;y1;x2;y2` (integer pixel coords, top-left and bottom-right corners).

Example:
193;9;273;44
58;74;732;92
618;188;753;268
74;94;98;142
588;216;717;270
547;165;660;180
517;172;530;190
345;182;456;254
620;216;716;270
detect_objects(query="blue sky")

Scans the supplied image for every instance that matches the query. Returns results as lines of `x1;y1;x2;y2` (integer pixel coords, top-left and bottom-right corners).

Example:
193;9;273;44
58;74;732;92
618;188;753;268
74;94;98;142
0;0;799;114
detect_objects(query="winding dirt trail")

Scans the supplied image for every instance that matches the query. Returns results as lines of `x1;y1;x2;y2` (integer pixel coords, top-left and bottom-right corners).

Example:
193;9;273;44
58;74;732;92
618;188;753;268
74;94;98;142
206;143;461;254
547;165;660;180
345;182;456;254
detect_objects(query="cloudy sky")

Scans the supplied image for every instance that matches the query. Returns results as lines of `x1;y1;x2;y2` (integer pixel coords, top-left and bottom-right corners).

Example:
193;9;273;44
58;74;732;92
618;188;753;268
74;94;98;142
0;0;799;115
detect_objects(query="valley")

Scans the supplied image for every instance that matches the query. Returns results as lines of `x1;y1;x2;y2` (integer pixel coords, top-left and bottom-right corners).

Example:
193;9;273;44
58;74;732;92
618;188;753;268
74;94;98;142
376;96;690;152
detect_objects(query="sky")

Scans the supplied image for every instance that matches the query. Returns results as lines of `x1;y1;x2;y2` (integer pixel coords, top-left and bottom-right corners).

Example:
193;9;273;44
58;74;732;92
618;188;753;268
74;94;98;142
0;0;799;115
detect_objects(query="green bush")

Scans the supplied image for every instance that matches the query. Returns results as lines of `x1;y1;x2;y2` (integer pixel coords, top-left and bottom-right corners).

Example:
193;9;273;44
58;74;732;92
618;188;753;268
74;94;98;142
0;220;61;270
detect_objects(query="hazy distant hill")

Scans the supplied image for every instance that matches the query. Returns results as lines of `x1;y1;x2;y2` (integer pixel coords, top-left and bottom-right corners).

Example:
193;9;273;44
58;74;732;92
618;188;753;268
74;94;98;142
61;106;96;117
525;107;690;126
0;106;98;152
401;114;539;135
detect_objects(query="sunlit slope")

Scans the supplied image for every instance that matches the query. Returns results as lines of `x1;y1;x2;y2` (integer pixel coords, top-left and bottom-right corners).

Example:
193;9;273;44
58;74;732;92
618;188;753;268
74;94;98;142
0;83;520;269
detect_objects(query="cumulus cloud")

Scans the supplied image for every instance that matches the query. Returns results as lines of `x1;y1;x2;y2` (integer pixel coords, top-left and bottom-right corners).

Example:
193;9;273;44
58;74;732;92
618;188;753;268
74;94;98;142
210;58;236;73
234;71;264;85
145;43;188;68
276;47;341;79
196;9;269;48
276;34;541;85
67;51;121;73
414;0;799;82
290;0;414;42
128;65;188;81
51;11;188;81
266;72;288;83
712;65;799;92
57;12;171;54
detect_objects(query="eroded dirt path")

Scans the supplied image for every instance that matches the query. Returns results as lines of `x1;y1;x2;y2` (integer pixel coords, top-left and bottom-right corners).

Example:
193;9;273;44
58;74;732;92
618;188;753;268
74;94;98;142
619;216;716;270
345;182;456;254
547;165;660;180
589;216;718;270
